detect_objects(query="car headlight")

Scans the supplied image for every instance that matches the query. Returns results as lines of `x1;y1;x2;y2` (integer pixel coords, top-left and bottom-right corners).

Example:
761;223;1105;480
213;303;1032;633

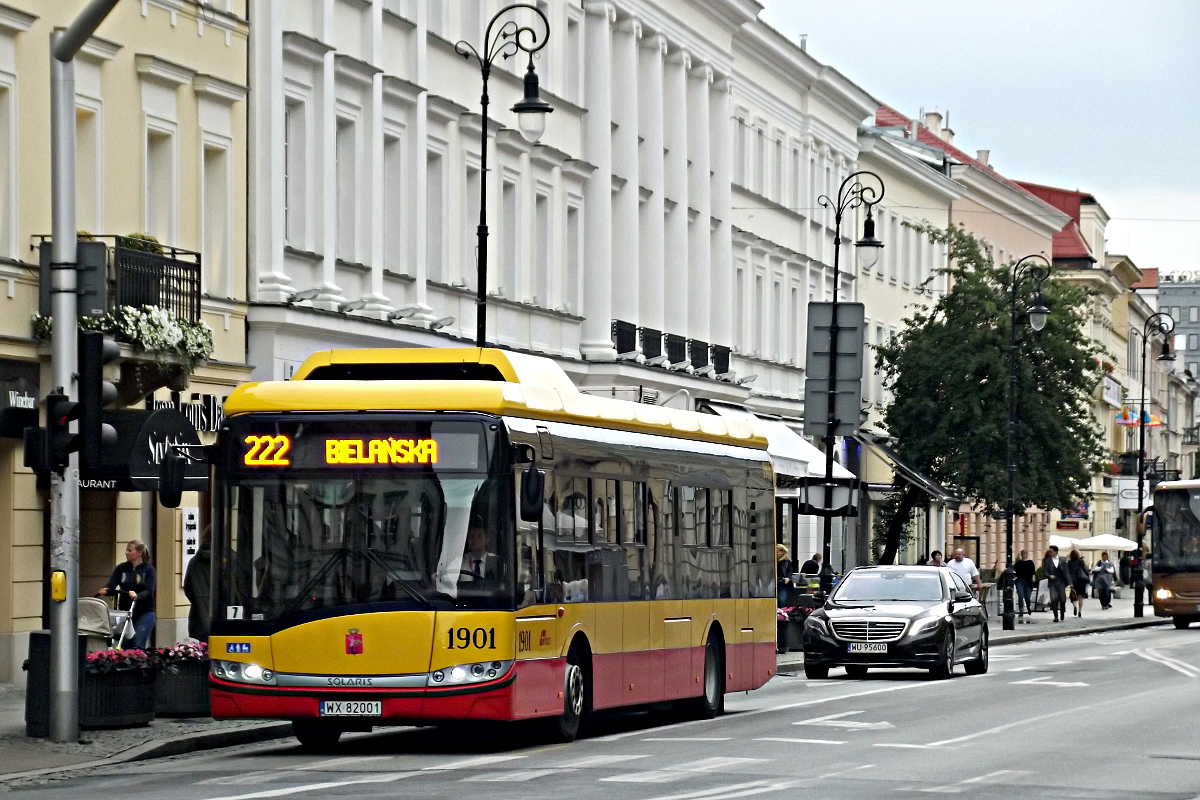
211;659;276;686
910;615;949;635
428;660;513;687
803;615;828;634
1155;588;1173;600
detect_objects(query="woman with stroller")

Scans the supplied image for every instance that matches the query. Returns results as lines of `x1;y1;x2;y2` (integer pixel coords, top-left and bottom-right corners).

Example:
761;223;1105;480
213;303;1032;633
98;540;157;649
1066;548;1091;618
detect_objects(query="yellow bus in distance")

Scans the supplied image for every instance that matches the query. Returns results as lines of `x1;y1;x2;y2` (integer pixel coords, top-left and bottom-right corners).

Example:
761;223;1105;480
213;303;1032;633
202;348;778;747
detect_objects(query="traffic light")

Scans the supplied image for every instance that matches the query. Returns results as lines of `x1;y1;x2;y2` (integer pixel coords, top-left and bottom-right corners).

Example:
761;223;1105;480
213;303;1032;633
78;330;119;469
45;390;81;471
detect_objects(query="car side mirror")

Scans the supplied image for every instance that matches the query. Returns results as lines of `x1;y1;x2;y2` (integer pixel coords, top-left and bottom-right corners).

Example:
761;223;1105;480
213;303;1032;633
519;461;544;523
952;590;972;603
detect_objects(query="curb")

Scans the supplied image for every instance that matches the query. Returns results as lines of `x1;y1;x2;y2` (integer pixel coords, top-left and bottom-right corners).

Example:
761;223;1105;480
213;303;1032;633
774;616;1169;671
0;721;293;783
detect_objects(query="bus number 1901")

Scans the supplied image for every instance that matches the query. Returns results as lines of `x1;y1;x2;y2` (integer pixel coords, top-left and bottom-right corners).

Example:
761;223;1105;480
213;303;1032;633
447;627;496;650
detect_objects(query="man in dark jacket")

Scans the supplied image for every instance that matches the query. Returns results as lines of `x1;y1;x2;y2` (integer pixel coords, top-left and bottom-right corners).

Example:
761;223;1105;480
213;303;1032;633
1042;545;1071;622
183;526;212;641
99;540;157;648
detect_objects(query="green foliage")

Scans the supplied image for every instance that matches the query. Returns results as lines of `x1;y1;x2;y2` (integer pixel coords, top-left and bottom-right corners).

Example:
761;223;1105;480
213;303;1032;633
870;488;918;563
120;233;164;255
875;223;1106;518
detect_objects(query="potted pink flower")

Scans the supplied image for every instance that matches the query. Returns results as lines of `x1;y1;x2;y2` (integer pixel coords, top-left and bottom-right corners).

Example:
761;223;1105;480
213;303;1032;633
153;641;210;717
81;648;156;728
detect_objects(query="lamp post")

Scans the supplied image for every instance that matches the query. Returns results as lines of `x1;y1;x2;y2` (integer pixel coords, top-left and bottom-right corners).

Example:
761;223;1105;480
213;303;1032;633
815;171;884;577
1004;254;1051;631
456;5;552;348
1134;311;1175;617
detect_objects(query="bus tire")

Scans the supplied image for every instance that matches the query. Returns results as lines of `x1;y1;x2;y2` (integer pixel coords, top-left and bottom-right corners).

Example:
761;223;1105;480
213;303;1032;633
682;632;724;719
545;643;590;743
292;720;342;750
1174;617;1192;629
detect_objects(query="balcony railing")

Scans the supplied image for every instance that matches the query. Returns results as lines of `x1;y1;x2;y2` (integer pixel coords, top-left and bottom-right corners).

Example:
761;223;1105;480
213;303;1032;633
37;235;202;324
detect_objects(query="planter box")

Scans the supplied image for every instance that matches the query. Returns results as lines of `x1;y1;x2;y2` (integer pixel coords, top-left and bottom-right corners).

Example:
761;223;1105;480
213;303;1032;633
155;660;211;717
81;668;156;729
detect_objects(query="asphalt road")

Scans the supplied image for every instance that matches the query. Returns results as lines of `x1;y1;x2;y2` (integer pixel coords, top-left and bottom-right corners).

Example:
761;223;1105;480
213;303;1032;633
7;626;1200;800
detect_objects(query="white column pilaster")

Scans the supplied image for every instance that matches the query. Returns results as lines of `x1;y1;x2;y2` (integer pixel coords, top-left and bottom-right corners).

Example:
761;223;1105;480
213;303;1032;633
662;46;689;338
610;16;641;333
251;0;291;302
638;32;667;333
313;46;346;309
709;73;733;350
687;61;712;343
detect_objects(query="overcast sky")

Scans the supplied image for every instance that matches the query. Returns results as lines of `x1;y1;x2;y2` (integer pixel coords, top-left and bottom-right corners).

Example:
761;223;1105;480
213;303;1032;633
758;0;1200;276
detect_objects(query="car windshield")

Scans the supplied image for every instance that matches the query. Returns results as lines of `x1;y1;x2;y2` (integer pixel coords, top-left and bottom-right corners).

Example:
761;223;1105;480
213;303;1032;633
832;571;946;603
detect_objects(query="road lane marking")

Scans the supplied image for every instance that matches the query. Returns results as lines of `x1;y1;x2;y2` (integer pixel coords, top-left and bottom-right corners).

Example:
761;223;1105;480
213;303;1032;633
755;737;846;745
989;654;1028;660
196;773;282;786
601;757;769;784
601;771;693;783
293;755;396;771
920;769;1029;793
1046;660;1073;665
1079;656;1109;660
637;780;781;800
1135;648;1200;678
643;737;734;741
1113;650;1133;655
1006;666;1037;672
555;755;651;768
792;710;895;730
197;773;413;800
873;743;940;749
927;704;1098;747
461;769;570;782
422;755;526;771
817;764;874;780
1011;675;1089;687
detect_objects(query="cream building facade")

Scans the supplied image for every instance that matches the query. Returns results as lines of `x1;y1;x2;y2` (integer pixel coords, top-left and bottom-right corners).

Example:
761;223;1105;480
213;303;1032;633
0;0;249;684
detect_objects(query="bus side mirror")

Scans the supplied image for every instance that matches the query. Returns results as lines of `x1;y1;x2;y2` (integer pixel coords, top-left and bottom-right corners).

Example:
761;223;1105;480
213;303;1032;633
159;451;186;509
520;461;544;523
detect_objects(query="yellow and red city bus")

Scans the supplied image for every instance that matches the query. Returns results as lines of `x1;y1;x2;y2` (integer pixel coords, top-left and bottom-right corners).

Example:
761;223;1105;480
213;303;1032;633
1151;479;1200;628
205;348;778;746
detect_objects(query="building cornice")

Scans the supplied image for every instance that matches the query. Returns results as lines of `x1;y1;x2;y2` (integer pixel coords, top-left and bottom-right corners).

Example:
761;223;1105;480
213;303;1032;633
192;73;247;104
427;94;469;124
951;164;1070;239
857;133;963;204
334;53;382;86
0;5;36;35
282;31;333;67
78;35;121;63
382;75;423;105
135;54;196;87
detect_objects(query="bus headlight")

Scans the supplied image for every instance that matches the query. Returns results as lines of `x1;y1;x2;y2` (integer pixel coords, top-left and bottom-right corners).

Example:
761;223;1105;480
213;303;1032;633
428;660;513;687
1155;588;1173;600
212;659;277;686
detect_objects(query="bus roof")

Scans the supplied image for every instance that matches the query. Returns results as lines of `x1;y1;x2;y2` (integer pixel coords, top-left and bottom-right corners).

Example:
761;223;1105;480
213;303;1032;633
1155;480;1200;491
226;348;769;450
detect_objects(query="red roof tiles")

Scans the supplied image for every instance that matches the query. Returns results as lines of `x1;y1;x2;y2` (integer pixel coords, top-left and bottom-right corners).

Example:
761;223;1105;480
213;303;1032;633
1132;268;1158;289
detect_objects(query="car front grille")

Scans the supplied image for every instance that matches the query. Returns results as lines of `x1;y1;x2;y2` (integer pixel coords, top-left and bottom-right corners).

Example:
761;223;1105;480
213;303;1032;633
830;619;908;642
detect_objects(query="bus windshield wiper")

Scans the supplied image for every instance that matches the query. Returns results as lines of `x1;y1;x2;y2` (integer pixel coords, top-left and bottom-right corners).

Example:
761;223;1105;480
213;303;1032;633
362;547;434;610
278;547;349;620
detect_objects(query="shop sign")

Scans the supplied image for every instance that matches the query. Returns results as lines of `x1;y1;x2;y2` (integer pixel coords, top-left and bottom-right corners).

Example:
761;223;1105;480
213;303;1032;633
0;360;39;438
1102;374;1122;408
1061;501;1089;520
149;392;226;433
1056;520;1081;530
181;507;200;578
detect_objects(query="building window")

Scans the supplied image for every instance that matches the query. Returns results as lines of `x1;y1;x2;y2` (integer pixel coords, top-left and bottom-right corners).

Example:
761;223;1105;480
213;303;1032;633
734;265;745;349
202;144;230;297
1188;362;1198;377
564;201;581;313
1189;334;1198;351
501;178;519;298
427;149;445;283
753;273;764;356
734;120;747;186
145;127;174;241
284;100;306;247
754;127;765;195
771;279;781;361
533;190;550;306
383;133;404;270
0;82;11;258
335;117;357;262
464;163;481;289
888;213;899;283
76;107;100;234
773;138;783;201
790;285;799;363
565;12;582;104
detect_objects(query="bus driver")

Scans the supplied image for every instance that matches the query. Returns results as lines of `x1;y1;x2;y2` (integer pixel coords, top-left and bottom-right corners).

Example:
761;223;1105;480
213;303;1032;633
460;522;499;581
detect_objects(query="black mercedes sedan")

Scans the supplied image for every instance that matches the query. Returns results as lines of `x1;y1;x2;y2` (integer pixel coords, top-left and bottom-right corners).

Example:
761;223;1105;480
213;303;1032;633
801;565;988;679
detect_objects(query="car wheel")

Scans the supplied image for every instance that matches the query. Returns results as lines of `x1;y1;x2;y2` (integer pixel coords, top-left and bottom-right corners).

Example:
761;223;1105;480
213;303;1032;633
964;629;989;675
1174;617;1192;630
929;634;955;680
804;662;829;680
292;720;342;750
681;632;724;719
844;665;868;678
545;646;589;742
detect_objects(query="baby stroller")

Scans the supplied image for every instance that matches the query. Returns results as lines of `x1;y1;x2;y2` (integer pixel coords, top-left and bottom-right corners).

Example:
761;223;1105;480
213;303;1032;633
77;597;114;653
99;595;138;649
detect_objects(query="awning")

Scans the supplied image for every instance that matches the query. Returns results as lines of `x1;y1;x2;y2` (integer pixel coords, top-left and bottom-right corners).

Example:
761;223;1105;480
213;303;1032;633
855;430;961;506
704;403;853;480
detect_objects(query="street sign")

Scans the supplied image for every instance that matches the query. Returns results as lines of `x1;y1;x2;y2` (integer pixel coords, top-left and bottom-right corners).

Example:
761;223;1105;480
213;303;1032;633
804;302;865;439
1117;478;1147;510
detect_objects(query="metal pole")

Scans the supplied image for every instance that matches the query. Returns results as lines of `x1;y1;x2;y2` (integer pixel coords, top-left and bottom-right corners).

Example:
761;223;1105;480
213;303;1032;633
48;30;80;744
1135;330;1148;618
46;0;121;744
475;68;490;348
821;224;840;579
1003;269;1018;631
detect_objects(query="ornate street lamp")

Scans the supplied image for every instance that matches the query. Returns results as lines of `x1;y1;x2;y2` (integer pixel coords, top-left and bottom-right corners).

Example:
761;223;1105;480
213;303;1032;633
1134;311;1175;616
456;5;552;348
812;171;885;577
1003;254;1051;631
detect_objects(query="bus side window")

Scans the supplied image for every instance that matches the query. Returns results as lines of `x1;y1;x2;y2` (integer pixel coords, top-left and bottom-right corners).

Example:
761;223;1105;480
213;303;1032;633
712;489;731;548
623;482;647;599
651;481;675;599
516;467;542;609
547;474;588;603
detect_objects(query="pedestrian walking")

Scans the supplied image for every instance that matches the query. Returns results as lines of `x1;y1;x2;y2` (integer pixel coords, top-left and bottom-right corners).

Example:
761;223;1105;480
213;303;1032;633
1067;548;1091;618
1014;549;1036;617
98;540;157;649
183;525;212;641
947;548;983;594
1091;550;1115;610
1043;545;1070;622
776;544;792;606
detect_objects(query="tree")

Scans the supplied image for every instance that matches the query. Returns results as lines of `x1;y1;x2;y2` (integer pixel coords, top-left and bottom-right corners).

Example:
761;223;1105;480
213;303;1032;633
872;223;1106;564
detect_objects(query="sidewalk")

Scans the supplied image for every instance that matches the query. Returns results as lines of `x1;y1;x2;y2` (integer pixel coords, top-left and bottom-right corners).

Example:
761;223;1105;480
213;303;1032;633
776;591;1167;672
0;593;1168;782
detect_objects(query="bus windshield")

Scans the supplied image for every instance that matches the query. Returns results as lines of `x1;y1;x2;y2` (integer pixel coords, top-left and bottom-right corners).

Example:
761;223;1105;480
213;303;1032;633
1153;488;1200;574
215;416;514;630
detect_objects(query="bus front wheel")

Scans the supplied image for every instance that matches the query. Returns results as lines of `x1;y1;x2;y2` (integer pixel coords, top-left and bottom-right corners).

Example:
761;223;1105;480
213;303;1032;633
545;645;589;743
293;720;342;750
1174;617;1193;629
